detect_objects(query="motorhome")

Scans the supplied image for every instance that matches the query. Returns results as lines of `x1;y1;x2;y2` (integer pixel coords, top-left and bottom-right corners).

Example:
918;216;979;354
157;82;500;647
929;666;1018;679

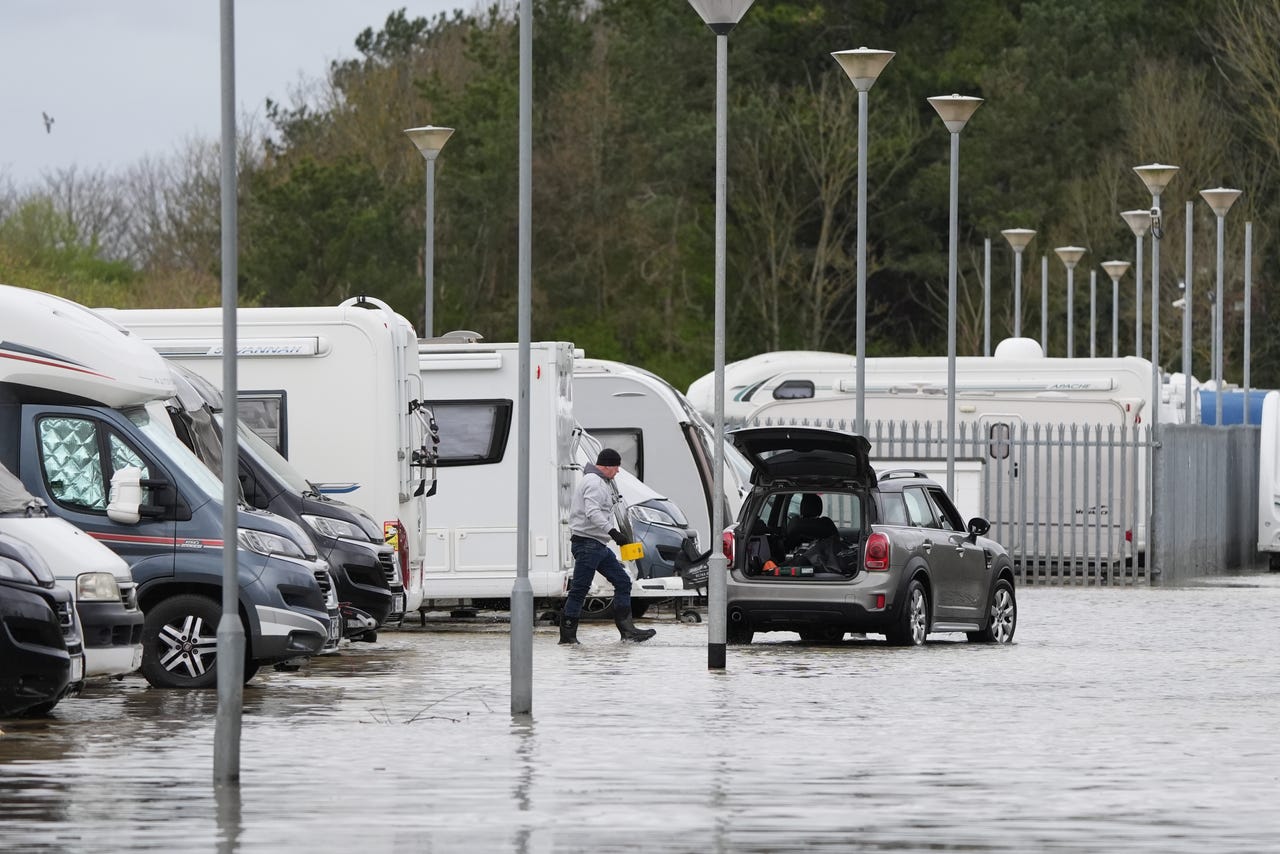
688;338;1192;426
0;285;335;689
1;460;142;681
573;357;749;553
103;297;436;615
414;337;694;613
159;364;404;634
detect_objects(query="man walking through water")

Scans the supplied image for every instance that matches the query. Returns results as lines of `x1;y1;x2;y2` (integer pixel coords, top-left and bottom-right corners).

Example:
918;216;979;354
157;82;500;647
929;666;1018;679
560;448;656;644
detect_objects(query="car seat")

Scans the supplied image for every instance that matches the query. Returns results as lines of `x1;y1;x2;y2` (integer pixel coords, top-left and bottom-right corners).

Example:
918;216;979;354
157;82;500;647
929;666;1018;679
785;493;839;549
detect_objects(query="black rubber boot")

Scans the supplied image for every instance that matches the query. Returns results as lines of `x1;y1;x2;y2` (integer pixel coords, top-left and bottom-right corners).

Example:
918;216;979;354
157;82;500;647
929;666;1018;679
615;612;656;643
558;615;580;645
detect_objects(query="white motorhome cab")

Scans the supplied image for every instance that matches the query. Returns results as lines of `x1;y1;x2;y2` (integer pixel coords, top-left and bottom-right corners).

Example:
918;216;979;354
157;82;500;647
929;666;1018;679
0;461;141;680
415;337;693;612
103;297;436;615
1;285;335;689
572;357;748;553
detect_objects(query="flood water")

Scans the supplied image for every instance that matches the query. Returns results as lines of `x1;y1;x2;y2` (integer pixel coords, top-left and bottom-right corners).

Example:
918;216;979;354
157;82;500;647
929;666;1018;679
3;575;1280;853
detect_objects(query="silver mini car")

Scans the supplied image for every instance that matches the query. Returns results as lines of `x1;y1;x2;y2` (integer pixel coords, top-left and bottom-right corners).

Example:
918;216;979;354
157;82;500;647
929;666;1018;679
724;427;1017;645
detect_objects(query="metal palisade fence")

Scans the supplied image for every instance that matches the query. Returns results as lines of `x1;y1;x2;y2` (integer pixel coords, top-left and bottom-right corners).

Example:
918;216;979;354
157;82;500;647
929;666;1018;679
735;414;1155;585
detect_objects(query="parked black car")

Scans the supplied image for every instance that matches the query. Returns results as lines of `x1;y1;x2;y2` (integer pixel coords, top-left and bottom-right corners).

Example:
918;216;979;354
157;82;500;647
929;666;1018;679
0;534;84;716
724;427;1017;645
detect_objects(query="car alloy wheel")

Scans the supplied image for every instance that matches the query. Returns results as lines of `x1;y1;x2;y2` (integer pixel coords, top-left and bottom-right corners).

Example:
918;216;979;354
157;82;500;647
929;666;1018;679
888;579;929;646
970;578;1017;644
140;594;220;689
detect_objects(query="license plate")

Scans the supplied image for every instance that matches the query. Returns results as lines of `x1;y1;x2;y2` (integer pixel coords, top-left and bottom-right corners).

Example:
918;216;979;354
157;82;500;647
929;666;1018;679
70;654;84;683
328;618;341;641
391;594;405;614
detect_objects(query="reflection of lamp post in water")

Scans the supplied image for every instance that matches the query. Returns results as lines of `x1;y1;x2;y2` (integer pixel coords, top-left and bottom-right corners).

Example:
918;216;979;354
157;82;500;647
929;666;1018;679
928;93;984;497
1101;261;1130;359
1001;228;1036;338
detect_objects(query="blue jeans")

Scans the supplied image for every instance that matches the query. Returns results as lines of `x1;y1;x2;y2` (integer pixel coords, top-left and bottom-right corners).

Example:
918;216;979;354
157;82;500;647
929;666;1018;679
564;537;632;618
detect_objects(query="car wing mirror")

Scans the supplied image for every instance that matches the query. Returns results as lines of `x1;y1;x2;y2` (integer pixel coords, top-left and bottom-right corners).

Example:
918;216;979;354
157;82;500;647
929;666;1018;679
966;516;990;541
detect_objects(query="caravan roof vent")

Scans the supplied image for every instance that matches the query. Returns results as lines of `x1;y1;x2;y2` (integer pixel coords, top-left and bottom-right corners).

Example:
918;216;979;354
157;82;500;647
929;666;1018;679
993;337;1045;360
440;330;484;343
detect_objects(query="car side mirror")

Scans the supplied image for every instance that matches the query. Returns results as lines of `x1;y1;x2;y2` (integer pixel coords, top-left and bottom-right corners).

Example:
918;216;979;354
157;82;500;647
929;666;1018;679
967;517;990;540
107;466;143;525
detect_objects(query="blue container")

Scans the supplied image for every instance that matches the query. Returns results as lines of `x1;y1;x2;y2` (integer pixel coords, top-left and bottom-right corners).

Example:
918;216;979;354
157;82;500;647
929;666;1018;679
1198;388;1270;425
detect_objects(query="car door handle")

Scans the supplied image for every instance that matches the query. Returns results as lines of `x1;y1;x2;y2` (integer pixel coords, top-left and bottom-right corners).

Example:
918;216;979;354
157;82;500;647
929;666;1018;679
921;539;933;553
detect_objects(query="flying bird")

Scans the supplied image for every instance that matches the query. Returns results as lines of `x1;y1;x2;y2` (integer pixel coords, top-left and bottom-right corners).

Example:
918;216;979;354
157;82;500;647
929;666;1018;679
42;112;54;133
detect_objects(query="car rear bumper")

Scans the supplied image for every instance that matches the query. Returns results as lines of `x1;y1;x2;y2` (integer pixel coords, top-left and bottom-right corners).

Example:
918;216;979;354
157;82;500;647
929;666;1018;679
727;572;904;633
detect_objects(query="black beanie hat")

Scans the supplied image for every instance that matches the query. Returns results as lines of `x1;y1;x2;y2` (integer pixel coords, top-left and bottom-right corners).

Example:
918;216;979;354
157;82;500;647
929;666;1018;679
596;448;622;467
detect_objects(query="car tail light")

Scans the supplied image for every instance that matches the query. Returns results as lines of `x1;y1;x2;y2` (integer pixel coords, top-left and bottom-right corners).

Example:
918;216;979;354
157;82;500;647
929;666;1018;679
1125;529;1132;543
722;529;735;563
384;520;409;587
864;532;890;571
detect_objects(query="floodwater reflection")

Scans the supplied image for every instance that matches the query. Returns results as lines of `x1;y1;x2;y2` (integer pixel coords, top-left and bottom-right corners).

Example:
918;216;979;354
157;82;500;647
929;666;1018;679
2;578;1280;852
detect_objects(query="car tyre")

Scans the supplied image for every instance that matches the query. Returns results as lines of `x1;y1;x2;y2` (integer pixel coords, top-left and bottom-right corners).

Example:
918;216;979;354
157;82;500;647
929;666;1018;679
140;594;221;689
727;622;754;644
968;578;1017;644
886;579;929;646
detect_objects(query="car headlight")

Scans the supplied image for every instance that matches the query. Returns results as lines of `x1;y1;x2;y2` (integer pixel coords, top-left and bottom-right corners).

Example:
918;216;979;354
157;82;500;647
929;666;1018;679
302;514;366;540
0;556;37;584
237;528;307;559
631;504;679;527
76;572;122;602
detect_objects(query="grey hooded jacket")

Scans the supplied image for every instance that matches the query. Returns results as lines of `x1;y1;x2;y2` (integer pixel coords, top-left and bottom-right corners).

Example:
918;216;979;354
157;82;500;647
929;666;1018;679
568;464;621;544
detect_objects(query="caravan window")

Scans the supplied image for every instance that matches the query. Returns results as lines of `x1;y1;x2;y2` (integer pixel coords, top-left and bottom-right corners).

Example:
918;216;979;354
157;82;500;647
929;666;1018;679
988;422;1011;460
237;391;289;458
585;429;642;478
772;380;815;400
427;400;513;466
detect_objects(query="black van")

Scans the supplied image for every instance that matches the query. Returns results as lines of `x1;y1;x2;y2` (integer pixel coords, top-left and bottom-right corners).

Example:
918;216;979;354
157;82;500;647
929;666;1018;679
163;365;404;634
0;533;84;716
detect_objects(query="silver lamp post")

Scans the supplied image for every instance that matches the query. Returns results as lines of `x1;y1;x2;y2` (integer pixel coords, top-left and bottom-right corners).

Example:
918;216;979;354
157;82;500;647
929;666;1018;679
832;46;895;433
1101;261;1130;359
404;125;455;339
689;0;754;672
1199;187;1242;426
1040;254;1048;352
1245;221;1254;424
1182;201;1194;422
1133;163;1179;435
1089;268;1098;358
1001;228;1035;338
1120;209;1152;359
1054;246;1086;358
928;93;983;496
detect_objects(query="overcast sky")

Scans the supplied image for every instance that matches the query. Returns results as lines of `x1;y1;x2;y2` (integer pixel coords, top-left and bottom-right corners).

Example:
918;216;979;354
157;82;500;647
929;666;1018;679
0;0;465;187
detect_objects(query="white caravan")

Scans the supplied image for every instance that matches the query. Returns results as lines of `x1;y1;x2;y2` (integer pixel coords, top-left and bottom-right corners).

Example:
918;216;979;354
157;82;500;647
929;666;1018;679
735;340;1157;567
1256;392;1280;570
689;337;1193;426
103;297;436;613
573;357;748;552
416;337;693;611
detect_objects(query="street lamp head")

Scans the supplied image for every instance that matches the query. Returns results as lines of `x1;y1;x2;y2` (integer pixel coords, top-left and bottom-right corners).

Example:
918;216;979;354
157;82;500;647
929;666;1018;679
1101;260;1131;283
404;126;455;160
1120;209;1152;238
1001;228;1036;251
1133;162;1179;196
687;0;755;34
1054;245;1087;268
928;94;983;133
832;47;895;92
1199;186;1243;218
